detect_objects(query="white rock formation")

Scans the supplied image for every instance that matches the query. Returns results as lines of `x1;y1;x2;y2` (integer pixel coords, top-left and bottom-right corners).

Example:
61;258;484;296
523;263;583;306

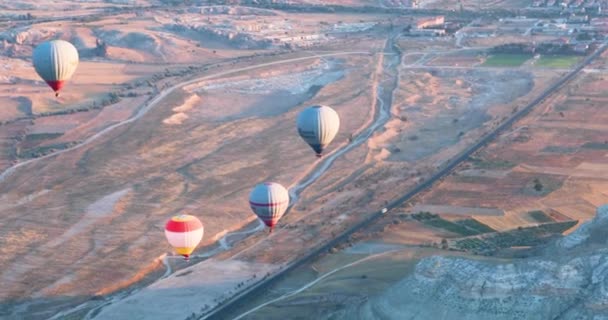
330;205;608;319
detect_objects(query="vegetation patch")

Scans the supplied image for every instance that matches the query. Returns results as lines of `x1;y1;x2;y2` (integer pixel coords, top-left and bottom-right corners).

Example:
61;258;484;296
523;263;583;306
25;133;64;142
412;212;494;236
469;156;516;169
541;146;578;154
453;175;499;185
582;141;608;150
528;210;554;223
18;141;80;159
455;219;495;233
535;55;580;68
522;176;564;196
451;220;577;255
482;54;532;67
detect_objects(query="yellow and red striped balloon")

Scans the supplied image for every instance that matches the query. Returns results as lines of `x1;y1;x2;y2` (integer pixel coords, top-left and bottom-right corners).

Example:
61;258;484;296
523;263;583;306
164;214;204;260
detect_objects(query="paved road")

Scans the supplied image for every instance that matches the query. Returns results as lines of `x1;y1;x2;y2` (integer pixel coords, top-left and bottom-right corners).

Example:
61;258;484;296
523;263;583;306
203;41;608;320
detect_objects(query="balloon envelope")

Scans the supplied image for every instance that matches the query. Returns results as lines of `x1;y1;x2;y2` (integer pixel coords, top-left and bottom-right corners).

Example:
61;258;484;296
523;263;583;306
32;40;79;94
296;105;340;156
249;182;289;229
164;214;204;259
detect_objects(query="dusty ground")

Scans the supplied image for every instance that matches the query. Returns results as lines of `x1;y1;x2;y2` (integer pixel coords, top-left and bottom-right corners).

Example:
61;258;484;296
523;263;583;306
181;11;608;320
0;40;384;318
93;33;567;318
0;2;591;319
418;0;531;9
409;69;608;232
216;49;608;320
0;3;396;172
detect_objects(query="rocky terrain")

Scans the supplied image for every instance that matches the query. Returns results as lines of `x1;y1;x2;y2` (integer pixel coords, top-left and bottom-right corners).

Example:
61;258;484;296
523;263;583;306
329;205;608;319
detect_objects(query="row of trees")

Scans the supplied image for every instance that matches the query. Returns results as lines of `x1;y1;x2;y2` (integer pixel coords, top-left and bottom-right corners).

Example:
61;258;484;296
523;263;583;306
16;13;34;21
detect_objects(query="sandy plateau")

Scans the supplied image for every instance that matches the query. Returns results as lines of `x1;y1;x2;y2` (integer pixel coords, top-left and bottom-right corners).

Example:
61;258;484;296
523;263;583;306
216;31;608;320
89;33;567;320
0;22;386;316
0;1;601;320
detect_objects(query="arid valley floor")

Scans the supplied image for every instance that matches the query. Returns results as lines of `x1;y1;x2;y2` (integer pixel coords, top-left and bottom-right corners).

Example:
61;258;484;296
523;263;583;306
1;1;608;319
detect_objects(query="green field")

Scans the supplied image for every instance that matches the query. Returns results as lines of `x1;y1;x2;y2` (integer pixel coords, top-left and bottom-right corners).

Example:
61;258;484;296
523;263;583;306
18;141;78;159
412;212;494;237
468;156;516;170
582;141;608;150
482;54;532;67
25;133;63;142
453;220;578;255
528;210;554;223
535;55;580;68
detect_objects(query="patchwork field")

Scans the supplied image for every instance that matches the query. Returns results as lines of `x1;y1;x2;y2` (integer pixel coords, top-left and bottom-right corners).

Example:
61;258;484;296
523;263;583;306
400;66;608;234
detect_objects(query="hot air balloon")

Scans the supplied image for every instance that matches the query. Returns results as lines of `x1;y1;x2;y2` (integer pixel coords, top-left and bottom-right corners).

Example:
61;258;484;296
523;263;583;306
296;105;340;157
32;40;79;97
249;182;289;233
164;214;204;261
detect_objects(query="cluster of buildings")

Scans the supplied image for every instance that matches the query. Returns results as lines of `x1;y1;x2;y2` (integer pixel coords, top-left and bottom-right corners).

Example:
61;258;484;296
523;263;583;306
388;15;462;37
529;15;607;38
531;0;604;13
416;16;445;29
408;16;450;36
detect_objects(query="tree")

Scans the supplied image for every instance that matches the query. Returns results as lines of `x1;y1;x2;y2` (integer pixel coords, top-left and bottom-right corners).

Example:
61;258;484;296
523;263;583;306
576;32;592;41
533;178;543;192
108;92;120;103
95;39;108;57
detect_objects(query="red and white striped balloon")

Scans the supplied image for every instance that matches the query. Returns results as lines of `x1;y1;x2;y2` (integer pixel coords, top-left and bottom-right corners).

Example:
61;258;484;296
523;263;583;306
249;182;289;232
164;214;204;260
